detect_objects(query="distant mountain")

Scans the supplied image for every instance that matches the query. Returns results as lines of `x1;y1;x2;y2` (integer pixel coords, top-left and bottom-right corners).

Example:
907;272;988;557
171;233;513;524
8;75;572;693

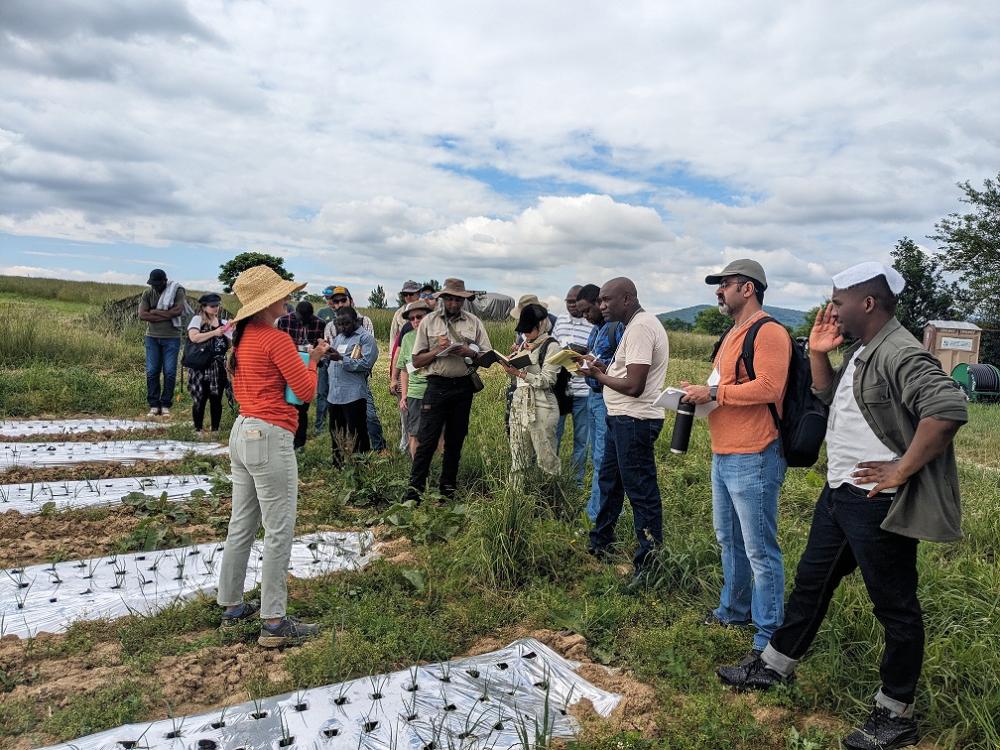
658;304;808;329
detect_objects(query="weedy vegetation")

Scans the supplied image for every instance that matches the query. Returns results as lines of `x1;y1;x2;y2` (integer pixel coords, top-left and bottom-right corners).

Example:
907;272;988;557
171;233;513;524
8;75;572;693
1;276;997;750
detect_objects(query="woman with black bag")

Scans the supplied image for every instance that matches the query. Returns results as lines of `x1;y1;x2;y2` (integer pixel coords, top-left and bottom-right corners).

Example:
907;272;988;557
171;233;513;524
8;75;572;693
185;293;233;435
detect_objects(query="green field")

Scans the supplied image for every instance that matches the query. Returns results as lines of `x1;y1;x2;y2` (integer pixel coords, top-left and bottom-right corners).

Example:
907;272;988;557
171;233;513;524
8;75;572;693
1;275;997;750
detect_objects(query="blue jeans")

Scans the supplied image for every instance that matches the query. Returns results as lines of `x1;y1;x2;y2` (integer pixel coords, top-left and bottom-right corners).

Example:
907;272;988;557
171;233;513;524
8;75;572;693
711;439;787;652
365;379;386;451
588;415;664;571
585;391;608;522
314;363;329;433
556;394;592;485
144;336;180;409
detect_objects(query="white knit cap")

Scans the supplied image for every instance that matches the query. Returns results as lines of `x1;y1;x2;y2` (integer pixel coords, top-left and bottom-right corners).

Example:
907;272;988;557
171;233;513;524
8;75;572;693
832;262;905;295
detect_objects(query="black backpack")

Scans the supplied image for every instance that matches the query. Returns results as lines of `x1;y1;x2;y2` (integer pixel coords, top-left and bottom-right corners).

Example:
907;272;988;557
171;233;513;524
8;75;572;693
712;316;828;467
539;338;574;415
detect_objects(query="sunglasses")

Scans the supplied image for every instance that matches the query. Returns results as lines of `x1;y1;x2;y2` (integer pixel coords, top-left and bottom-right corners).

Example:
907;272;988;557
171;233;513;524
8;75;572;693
409;313;426;321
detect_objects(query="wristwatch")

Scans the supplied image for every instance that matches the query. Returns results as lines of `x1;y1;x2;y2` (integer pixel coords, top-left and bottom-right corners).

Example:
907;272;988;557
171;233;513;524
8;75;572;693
709;386;718;401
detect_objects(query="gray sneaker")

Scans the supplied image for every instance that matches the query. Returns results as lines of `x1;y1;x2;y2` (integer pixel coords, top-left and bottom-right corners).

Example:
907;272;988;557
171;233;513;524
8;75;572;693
258;616;320;648
220;600;260;628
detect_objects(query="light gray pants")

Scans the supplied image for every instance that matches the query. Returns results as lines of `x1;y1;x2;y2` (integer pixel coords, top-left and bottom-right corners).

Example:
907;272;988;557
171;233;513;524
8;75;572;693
217;415;298;619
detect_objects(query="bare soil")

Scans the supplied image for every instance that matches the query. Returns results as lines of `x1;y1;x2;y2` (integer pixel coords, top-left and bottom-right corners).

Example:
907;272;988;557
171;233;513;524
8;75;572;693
0;506;227;566
3;630;291;750
1;458;225;485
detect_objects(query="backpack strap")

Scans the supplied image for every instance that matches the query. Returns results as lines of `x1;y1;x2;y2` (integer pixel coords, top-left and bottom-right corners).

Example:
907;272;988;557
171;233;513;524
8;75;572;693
538;336;559;366
709;329;729;364
739;316;782;430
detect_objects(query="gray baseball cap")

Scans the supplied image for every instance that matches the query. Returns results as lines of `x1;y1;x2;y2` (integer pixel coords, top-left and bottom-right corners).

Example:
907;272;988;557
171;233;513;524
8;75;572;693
704;259;767;290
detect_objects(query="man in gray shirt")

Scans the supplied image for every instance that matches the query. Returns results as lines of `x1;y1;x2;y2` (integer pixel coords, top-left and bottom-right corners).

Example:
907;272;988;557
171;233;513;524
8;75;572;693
137;268;185;417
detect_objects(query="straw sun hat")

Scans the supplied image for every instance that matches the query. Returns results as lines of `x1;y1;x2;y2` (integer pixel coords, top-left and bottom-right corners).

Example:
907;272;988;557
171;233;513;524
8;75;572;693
231;265;306;323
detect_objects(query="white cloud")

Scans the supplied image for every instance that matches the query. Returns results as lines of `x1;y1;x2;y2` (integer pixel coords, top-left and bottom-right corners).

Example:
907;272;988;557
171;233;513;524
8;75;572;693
0;0;998;313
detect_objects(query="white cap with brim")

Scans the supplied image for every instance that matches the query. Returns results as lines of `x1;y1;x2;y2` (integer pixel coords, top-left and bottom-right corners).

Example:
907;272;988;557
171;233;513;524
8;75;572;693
832;262;906;295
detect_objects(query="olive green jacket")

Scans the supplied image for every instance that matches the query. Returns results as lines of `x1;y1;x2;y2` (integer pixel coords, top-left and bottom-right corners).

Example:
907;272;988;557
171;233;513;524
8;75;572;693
815;318;968;542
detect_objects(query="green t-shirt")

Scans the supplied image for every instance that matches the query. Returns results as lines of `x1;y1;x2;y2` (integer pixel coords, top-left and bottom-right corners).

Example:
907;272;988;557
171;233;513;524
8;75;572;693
139;286;186;339
398;330;427;399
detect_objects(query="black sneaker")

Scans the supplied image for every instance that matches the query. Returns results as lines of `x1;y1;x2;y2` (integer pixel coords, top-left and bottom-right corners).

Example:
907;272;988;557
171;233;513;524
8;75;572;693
587;545;613;561
842;705;919;750
717;650;792;691
220;600;260;628
257;616;320;648
702;609;751;628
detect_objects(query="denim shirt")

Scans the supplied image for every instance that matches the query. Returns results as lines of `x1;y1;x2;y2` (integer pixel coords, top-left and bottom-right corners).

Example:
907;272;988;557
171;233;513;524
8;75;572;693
585;321;625;392
327;329;379;405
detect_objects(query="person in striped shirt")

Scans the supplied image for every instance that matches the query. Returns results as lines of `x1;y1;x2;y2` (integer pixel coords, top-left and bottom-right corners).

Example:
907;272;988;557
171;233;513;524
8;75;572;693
216;265;330;649
552;284;596;485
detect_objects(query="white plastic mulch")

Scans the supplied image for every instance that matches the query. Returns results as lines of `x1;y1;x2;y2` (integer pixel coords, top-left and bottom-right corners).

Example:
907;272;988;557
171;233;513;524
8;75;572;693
2;531;376;639
0;475;215;515
33;638;621;750
0;418;166;438
0;440;227;469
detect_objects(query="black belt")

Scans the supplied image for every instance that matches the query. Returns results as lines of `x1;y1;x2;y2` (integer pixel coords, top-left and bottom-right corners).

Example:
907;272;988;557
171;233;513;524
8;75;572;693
837;482;894;499
427;374;472;381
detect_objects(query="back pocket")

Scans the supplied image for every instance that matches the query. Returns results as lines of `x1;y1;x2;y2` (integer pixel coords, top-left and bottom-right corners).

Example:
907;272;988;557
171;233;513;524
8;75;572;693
242;428;269;467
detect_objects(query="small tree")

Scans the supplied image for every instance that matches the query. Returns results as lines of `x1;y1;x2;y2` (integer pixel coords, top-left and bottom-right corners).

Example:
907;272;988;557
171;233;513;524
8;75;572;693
930;173;1000;325
891;237;957;338
792;305;823;339
368;285;388;309
693;306;732;336
218;252;294;294
661;317;693;332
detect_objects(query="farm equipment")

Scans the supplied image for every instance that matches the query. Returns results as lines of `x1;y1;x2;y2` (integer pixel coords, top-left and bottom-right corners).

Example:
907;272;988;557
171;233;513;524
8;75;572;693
951;363;1000;402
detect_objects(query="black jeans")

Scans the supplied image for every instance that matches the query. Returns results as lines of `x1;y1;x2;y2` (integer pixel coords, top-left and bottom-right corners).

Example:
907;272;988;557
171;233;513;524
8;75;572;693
588;415;664;571
191;392;223;431
328;399;370;467
770;482;923;705
407;375;475;500
294;402;310;449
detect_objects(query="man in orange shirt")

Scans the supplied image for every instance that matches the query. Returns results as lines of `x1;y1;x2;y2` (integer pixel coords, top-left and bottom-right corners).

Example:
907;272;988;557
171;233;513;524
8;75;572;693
682;259;791;656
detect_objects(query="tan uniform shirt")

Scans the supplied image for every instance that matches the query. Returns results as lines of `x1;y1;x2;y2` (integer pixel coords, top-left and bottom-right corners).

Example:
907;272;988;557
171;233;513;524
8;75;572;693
413;308;492;377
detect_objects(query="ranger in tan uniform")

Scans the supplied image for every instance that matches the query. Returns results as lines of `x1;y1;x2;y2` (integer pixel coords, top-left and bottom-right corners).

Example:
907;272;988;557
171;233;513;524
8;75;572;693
405;278;492;501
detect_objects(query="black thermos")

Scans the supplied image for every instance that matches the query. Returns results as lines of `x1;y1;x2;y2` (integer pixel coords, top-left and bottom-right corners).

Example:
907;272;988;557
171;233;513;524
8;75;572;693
670;401;696;454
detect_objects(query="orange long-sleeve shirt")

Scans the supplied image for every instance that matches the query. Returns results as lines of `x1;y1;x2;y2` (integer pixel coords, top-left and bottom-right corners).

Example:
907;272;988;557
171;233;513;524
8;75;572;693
707;310;791;455
232;321;318;434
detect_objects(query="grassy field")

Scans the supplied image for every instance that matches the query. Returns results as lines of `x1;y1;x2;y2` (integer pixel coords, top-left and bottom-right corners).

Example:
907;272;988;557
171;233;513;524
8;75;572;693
1;276;998;750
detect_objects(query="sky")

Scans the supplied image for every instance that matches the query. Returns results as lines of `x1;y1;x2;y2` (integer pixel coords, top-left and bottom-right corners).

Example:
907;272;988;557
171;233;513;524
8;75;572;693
1;0;998;313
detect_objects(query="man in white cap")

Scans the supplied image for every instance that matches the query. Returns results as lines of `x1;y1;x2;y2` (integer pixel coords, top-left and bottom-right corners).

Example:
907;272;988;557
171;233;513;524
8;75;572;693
718;261;968;750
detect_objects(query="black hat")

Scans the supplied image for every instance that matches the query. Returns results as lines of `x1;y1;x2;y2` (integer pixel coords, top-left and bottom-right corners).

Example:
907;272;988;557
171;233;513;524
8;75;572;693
147;268;167;285
198;293;222;305
515;303;548;334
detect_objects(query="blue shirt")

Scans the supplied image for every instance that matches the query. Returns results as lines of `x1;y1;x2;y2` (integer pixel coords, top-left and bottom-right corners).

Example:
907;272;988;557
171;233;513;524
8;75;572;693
327;329;379;405
585;321;625;393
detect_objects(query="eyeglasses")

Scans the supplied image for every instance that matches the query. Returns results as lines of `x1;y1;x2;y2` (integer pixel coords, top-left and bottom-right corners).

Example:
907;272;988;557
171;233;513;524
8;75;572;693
409;314;426;321
717;280;747;291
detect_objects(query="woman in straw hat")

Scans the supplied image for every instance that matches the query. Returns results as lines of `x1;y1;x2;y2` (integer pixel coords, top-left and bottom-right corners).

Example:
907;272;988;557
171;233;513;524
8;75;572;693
216;265;330;648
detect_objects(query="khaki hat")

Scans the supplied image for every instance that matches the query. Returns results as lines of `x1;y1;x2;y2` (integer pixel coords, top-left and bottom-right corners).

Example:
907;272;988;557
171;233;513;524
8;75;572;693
704;259;768;290
510;293;548;319
231;265;306;323
435;277;475;299
403;299;433;319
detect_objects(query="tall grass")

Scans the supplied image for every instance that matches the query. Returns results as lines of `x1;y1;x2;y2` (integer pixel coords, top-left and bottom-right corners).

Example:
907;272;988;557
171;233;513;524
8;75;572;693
0;303;143;368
